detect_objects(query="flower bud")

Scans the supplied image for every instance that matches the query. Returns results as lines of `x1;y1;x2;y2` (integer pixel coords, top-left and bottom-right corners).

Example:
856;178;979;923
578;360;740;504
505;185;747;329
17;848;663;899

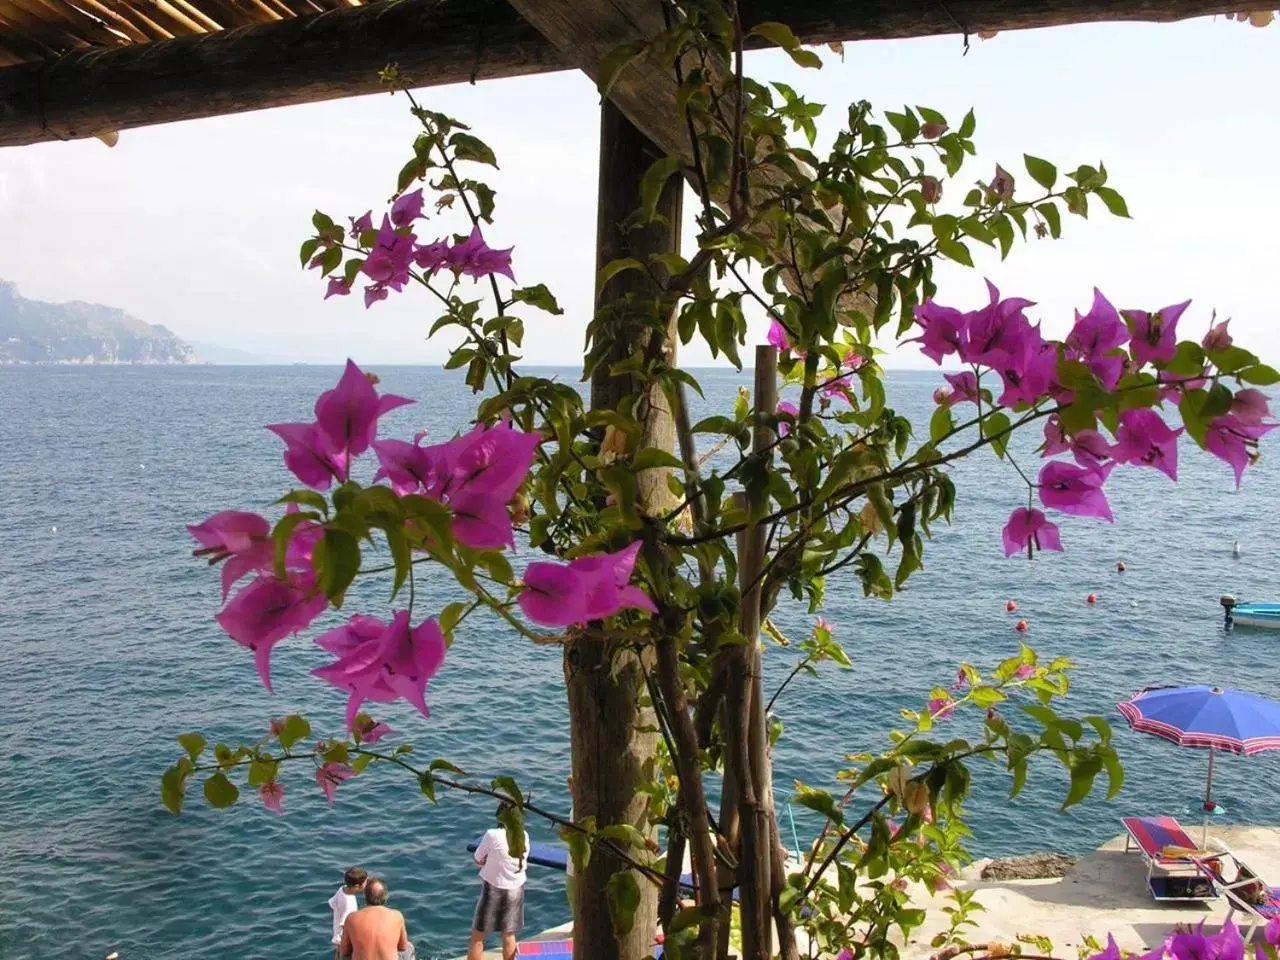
1202;316;1233;353
921;121;948;140
1034;222;1048;239
989;165;1015;203
905;781;930;816
933;386;951;405
921;176;943;204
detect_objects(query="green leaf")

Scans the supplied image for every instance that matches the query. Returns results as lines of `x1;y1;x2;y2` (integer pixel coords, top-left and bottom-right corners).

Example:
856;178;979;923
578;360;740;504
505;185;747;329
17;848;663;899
419;772;437;803
277;489;329;515
277;714;311;750
1209;345;1259;375
597;257;645;290
982;412;1012;459
315;528;361;605
561;824;593;875
383;522;411;600
439;600;471;637
597;40;647;101
247;758;277;788
178;733;206;763
491;775;524;806
665;905;710;936
272;509;319;578
606;871;642;937
1094;186;1130;218
884;109;921;142
639;154;682;221
448;132;498;167
299;237;320;268
749;22;817;70
1036;203;1062;240
631;447;684;471
1062;755;1103;809
161;765;187;815
792;784;843;825
958;108;976;138
511;284;563;315
1241;363;1280;386
936;238;973;267
429;758;467;777
970;686;1006;708
992;215;1015;259
1103;751;1126;800
1165;341;1206;377
1023;155;1057;190
203;772;239;809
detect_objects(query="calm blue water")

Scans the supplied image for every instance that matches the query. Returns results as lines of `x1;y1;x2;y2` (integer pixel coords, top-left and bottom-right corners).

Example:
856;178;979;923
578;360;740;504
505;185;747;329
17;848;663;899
1;365;1277;960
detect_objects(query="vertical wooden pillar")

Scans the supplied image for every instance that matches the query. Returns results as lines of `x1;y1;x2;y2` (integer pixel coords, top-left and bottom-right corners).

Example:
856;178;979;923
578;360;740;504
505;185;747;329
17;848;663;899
566;98;682;960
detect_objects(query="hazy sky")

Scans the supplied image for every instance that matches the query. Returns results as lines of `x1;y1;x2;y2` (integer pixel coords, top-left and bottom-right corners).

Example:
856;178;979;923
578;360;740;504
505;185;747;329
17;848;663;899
0;16;1275;367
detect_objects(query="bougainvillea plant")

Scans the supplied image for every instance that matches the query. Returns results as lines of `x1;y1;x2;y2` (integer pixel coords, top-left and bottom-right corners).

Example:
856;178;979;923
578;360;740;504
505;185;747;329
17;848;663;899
167;4;1277;960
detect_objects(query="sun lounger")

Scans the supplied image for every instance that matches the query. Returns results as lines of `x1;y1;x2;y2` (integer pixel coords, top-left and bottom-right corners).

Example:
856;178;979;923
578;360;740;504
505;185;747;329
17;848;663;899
1194;847;1280;942
1120;816;1219;902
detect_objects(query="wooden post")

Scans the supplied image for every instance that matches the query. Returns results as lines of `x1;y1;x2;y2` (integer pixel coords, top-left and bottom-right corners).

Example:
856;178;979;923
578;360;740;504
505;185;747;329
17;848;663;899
566;98;681;960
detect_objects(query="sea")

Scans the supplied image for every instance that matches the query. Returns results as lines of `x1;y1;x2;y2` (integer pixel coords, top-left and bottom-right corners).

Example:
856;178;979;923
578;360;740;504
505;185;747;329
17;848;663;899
1;365;1277;960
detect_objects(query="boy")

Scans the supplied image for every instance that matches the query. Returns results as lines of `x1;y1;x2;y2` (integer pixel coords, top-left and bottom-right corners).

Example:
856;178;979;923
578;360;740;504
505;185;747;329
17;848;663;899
329;866;368;958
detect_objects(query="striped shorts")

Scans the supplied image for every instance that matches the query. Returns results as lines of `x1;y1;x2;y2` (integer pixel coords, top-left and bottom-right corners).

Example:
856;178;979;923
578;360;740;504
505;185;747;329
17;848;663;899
473;880;525;935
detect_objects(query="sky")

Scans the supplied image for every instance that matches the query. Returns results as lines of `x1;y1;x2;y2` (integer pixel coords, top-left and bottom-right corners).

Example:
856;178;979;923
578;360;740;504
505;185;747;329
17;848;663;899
0;16;1276;367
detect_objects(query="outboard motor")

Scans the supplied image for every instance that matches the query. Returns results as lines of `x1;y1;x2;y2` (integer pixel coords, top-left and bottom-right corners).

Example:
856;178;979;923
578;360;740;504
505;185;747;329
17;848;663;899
1220;594;1238;624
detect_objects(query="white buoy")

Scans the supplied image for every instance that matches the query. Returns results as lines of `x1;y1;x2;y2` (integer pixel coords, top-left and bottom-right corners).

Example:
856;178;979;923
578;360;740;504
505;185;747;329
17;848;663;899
51;525;57;532
1233;540;1241;558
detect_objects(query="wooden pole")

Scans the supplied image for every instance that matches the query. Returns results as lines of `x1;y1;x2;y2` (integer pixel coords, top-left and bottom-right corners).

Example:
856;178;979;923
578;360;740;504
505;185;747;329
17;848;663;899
566;98;681;960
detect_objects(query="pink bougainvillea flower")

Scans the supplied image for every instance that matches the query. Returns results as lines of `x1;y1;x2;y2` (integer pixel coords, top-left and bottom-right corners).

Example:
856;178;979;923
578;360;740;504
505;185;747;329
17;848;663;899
312;612;446;729
266;421;349;489
447;225;515;282
920;121;948;139
413;239;450;274
1038;460;1115;522
314;359;413;461
519;542;655;628
1014;663;1036;679
216;573;328;692
282;509;324;571
315;762;354;806
1230;388;1272;426
1069;429;1115;470
821;375;854;403
361;216;416;295
364;284;389;309
1203;317;1233;353
933;387;951;405
353;714;392;745
389;188;425;227
1086;934;1123;960
815;616;834;635
841;348;865;371
1111;408;1183;480
767;318;792;352
188;510;273;599
920;176;942;204
960;281;1037;370
349;211;373;239
911;301;968;364
1156;367;1209;404
943;371;981;406
372;437;439;495
1065;289;1129;389
1002;507;1063;559
313;614;387;656
994;339;1057;409
1205;414;1277;487
259;780;285;814
1042;416;1070;457
952;668;969;691
1264;916;1280;947
1124;301;1191;367
927;696;954;720
269;717;286;738
989;165;1015;202
776;400;799;438
568;541;657;620
325;277;352;300
440;422;541;505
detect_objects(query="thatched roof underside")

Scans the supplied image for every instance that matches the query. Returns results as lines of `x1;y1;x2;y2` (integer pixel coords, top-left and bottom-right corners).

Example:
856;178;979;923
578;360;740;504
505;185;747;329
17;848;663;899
0;0;370;66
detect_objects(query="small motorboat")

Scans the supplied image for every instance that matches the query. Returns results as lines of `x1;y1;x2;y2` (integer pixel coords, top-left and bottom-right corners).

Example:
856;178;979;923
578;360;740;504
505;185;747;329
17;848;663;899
1220;595;1280;629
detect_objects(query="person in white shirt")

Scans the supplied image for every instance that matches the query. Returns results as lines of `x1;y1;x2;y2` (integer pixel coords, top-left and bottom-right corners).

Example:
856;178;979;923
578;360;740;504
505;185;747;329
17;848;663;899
329;866;368;958
467;802;530;960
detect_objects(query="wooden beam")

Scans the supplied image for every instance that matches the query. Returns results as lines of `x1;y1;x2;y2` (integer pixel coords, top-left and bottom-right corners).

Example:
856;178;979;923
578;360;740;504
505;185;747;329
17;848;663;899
0;0;1251;148
0;0;560;146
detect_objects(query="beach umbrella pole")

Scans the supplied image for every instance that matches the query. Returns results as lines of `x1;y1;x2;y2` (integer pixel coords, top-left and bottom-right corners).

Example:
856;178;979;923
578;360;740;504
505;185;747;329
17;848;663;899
1202;746;1215;847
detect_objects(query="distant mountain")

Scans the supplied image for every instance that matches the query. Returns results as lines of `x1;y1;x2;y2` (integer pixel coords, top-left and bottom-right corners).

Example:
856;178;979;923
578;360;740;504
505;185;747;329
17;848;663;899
0;281;198;365
190;341;277;364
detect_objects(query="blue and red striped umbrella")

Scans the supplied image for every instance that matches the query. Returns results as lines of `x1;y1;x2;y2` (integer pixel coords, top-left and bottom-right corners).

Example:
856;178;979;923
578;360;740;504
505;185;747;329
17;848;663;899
1118;685;1280;840
1118;685;1280;755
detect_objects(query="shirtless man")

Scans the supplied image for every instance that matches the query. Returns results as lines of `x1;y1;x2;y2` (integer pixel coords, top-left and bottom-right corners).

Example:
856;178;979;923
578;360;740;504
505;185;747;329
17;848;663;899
339;877;410;960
